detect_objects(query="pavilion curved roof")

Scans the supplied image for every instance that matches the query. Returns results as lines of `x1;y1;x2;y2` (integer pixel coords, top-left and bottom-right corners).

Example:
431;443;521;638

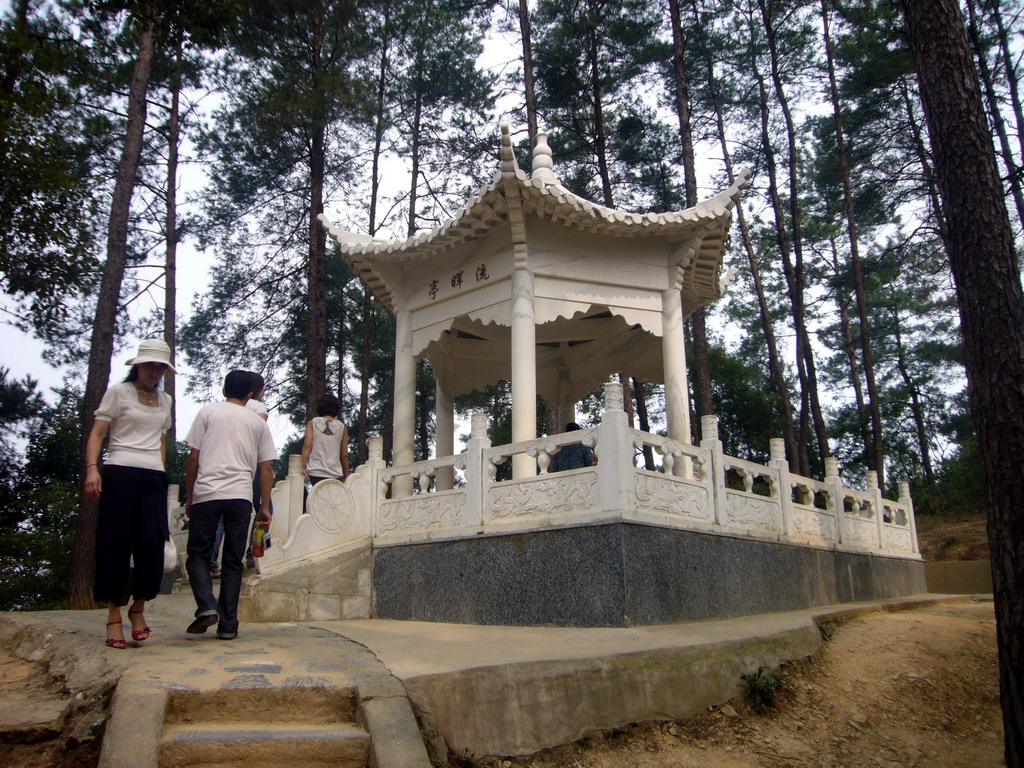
320;123;750;313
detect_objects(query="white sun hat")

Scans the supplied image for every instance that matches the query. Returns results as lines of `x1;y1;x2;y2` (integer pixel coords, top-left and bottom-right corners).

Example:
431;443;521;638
124;339;176;373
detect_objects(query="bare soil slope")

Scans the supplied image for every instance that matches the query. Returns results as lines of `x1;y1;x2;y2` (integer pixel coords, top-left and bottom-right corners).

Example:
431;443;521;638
916;515;990;562
481;601;1001;768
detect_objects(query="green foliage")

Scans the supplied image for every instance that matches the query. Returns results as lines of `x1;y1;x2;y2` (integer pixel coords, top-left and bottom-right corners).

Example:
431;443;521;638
740;664;782;713
0;384;81;610
0;4;101;333
532;0;666;208
706;344;783;464
911;439;987;520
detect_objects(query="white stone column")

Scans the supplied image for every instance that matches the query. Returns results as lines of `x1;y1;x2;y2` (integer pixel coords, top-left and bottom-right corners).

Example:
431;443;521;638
511;269;537;478
435;374;455;491
899;481;920;554
468;413;491;527
662;288;692;443
700;415;725;526
392;308;415;497
557;370;575;432
825;457;845;546
770;437;793;537
866;469;884;551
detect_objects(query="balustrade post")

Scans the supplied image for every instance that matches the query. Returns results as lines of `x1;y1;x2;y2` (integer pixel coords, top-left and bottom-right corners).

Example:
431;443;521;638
699;415;725;526
769;437;792;537
366;436;386;538
866;470;884;552
280;453;303;544
825;457;844;546
597;382;632;517
166;483;181;532
898;481;920;555
467;413;491;528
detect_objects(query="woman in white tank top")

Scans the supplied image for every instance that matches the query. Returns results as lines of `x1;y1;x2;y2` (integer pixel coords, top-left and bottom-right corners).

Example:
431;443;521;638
300;393;350;484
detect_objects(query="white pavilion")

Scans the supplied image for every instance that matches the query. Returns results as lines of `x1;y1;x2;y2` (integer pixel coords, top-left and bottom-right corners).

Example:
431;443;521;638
323;124;746;483
168;125;922;628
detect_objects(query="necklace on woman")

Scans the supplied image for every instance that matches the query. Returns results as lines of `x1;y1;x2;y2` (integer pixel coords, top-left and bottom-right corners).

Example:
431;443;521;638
136;386;157;405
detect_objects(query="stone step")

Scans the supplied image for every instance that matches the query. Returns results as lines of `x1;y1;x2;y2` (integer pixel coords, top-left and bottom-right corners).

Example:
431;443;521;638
165;687;357;725
159;721;370;768
0;691;72;744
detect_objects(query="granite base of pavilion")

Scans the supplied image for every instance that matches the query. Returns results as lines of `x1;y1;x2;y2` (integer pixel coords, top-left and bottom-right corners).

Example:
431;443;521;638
372;522;927;627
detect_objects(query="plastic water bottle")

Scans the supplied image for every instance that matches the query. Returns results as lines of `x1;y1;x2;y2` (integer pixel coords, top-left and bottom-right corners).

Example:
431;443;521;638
251;523;266;558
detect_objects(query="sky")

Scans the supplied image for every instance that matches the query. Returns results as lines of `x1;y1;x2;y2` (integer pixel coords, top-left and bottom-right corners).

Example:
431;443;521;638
0;3;527;455
2;3;731;460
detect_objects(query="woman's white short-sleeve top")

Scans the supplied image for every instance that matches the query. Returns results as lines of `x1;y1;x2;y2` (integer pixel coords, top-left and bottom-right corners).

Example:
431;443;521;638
94;382;172;471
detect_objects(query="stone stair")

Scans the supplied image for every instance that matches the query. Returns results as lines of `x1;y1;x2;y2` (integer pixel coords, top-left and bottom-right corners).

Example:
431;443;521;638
159;687;369;767
90;619;433;768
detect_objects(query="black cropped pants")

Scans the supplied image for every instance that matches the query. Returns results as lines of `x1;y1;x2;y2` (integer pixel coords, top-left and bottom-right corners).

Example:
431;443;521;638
93;464;169;605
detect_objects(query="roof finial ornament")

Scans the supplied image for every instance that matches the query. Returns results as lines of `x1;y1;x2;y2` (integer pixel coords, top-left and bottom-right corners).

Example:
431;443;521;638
532;132;555;183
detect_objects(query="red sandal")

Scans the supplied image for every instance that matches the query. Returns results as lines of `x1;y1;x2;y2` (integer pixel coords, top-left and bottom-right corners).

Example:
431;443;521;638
105;621;126;649
128;609;151;641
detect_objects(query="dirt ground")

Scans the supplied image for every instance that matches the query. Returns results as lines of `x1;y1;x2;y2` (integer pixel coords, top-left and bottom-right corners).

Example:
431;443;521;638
0;601;1003;768
915;515;990;562
479;600;1002;768
0;649;102;768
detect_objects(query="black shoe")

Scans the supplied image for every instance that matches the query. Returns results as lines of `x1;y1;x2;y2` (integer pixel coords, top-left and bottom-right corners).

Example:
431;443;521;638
187;614;218;634
216;629;238;640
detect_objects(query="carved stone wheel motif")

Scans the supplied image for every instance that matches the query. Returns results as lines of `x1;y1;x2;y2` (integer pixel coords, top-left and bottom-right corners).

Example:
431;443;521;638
306;479;355;535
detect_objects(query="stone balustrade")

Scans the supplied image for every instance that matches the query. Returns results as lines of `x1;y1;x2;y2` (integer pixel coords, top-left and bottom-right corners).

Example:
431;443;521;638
172;382;918;579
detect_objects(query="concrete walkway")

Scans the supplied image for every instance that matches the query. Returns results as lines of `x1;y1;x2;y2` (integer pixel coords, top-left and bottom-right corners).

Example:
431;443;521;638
0;594;971;764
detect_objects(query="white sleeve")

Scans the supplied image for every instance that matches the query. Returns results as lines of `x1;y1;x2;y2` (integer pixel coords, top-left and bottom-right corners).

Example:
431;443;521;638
161;392;173;434
94;385;122;423
185;409;207;450
257;423;277;464
247;399;268;416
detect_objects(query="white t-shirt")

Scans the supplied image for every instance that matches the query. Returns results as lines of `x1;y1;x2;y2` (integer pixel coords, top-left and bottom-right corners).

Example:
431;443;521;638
94;382;172;471
246;399;268;418
186;401;277;505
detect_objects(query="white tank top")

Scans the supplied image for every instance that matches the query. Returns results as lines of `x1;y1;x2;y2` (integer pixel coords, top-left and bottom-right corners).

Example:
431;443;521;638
306;417;345;479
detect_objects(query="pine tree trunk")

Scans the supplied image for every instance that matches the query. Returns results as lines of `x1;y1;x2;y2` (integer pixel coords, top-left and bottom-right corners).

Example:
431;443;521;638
758;0;830;472
690;0;798;466
589;27;613;208
889;309;935;485
416;362;430;462
584;17;640;439
821;0;884;484
632;378;655;469
408;89;423;237
751;58;812;476
163;36;182;451
828;235;870;461
669;0;711;435
964;0;1024;229
901;78;951;246
989;1;1024;174
518;0;538;149
358;287;372;465
668;0;697;203
69;8;156;609
306;15;328;420
903;1;1024;763
360;21;390;465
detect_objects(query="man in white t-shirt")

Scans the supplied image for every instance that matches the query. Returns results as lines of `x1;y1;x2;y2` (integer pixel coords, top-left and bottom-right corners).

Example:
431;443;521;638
184;370;276;640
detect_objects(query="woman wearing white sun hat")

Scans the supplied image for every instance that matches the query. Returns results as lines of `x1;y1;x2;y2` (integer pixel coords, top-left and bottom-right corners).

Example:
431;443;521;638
83;339;175;649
